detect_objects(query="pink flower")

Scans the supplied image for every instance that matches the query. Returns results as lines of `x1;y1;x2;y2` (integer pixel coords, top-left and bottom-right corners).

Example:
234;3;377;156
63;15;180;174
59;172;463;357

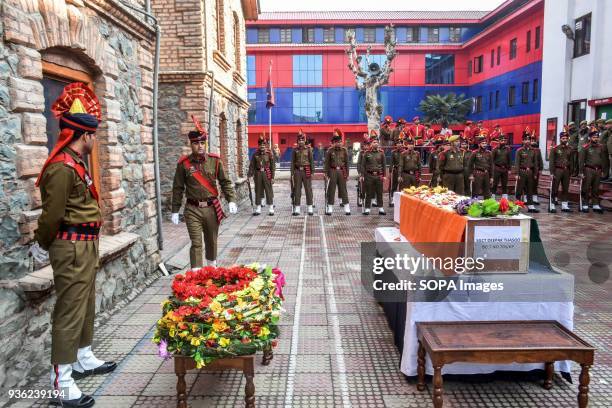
272;268;286;300
158;339;171;360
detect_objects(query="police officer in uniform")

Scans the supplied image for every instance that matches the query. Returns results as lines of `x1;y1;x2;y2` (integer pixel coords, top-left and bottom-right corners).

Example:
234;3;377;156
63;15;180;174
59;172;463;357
171;116;238;268
33;83;115;408
548;131;574;213
359;134;386;215
579;129;609;213
248;136;275;216
398;137;421;189
291;133;315;215
324;129;351;215
578;120;590;152
468;136;493;199
438;135;465;195
389;138;403;206
514;133;540;213
491;135;511;199
428;137;443;187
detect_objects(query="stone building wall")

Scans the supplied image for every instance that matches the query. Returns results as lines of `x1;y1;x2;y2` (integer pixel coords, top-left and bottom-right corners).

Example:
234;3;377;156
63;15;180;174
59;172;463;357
0;0;161;390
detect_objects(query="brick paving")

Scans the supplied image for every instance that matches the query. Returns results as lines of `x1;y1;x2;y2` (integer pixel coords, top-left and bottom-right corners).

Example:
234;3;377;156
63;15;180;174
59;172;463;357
10;178;612;407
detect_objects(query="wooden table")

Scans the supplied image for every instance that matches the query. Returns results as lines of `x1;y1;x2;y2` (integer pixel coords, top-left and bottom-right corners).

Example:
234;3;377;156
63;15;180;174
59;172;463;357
416;321;595;408
174;347;273;408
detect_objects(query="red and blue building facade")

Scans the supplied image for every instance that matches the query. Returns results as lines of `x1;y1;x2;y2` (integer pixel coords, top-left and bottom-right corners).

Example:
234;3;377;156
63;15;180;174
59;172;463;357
247;0;544;161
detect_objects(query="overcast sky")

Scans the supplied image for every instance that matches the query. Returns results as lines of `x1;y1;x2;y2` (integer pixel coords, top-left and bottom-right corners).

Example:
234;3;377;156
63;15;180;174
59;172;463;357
260;0;507;12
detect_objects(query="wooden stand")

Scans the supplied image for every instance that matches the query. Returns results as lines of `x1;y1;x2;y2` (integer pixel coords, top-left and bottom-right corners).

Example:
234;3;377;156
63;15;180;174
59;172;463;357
174;347;273;408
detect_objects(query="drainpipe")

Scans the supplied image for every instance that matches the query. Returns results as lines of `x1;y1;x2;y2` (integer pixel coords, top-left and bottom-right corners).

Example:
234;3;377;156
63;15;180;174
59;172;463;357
120;1;164;250
206;70;215;153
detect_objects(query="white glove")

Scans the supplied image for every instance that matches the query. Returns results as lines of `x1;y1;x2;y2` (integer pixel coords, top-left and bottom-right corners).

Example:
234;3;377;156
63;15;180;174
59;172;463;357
228;202;237;214
29;242;48;264
171;213;180;224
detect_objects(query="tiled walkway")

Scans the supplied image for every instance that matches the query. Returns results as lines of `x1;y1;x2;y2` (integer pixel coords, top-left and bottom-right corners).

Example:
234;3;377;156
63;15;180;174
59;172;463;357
12;178;612;407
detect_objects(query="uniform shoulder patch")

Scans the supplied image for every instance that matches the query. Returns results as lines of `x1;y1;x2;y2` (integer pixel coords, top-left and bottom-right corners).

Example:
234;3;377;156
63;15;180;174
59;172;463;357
582;143;590;149
208;152;221;159
178;155;189;164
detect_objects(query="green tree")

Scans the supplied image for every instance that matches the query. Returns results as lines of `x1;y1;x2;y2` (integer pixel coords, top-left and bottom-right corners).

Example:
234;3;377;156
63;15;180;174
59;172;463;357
418;93;473;125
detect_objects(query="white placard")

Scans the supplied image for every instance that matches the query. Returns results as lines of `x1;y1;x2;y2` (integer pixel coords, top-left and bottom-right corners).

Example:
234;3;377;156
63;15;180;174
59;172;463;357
473;226;522;260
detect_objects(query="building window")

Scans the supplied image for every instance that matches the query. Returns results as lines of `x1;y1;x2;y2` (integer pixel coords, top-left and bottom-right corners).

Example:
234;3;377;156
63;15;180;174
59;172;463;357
475;96;483;113
292;55;322;86
449;27;461;42
257;28;269;43
526;30;531;52
233;13;241;71
302;27;315;43
474;55;483;73
248;92;256;123
533;78;539;102
535;26;541;49
489;92;493;110
425;54;455;84
521;81;529;104
567;100;587;123
280;28;292;43
292;91;323;123
497;45;501;65
236;120;244;177
509;38;517;60
508;86;516;106
323;27;335;43
428;27;439;43
495;90;500;109
216;0;225;53
467;60;472;77
490;49;495;68
364;27;376;43
344;27;354;43
574;13;591;58
406;27;419;43
247;55;256;86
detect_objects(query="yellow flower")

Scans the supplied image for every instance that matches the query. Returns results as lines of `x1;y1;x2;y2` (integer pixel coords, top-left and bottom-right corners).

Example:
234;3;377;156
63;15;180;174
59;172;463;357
212;320;229;332
169;328;176;338
178;331;189;338
207;331;219;340
191;337;201;346
251;277;264;291
209;301;223;314
196;361;203;369
219;338;231;347
258;326;270;338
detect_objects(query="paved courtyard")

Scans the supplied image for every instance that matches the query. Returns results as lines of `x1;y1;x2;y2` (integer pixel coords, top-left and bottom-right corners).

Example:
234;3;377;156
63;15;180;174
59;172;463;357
10;178;612;408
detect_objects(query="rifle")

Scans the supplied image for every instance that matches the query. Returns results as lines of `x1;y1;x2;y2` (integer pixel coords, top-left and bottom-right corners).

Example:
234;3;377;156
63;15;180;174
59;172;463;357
356;178;362;207
548;176;554;212
246;176;254;211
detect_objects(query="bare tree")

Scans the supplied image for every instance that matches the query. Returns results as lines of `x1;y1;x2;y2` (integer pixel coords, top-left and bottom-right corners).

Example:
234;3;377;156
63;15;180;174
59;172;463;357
346;25;397;132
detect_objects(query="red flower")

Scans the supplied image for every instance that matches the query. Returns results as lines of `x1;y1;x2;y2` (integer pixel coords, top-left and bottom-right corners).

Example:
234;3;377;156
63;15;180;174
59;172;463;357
499;198;509;213
514;200;526;208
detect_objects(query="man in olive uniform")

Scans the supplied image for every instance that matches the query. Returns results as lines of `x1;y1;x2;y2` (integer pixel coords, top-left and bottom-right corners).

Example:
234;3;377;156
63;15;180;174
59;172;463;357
324;129;351;215
389;138;403;206
398;138;421;189
460;139;472;196
380;115;395;148
32;83;115;407
438;135;465;195
578;120;590;152
531;135;544;205
291;133;315;215
491;135;511;199
171;116;238;268
548;131;574;213
428;137;443;187
359;134;387;215
468;136;494;199
248;136;275;216
514;133;540;213
392;118;407;144
356;134;370;207
579;129;609;213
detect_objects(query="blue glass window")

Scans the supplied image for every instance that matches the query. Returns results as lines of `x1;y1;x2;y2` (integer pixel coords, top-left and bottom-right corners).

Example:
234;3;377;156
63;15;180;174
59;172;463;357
248;91;256;123
247;55;256;86
425;54;455;84
292;91;323;123
357;54;388;87
292;55;322;86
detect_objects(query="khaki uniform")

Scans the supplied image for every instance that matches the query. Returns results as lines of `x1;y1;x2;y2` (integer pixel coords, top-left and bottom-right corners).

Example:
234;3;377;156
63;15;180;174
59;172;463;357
324;145;349;205
492;145;511;195
438;148;465;195
360;147;386;208
579;142;609;206
356;146;367;205
568;125;580;170
468;148;493;198
35;148;102;365
248;149;275;205
428;148;442;187
380;124;394;147
549;143;574;202
514;146;538;204
578;127;590;153
172;153;236;267
291;146;314;206
398;149;421;189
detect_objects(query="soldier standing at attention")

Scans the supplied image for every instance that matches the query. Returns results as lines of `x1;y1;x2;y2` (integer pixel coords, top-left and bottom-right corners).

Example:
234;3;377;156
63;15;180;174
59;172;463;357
248;136;275;216
549;131;574;213
468;136;494;199
579;129;609;213
531;135;544;206
33;83;115;408
515;133;540;213
491;135;511;199
438;135;465;195
291;132;315;216
428;136;444;187
360;134;386;215
171;116;238;268
578;120;590;153
380;115;395;148
324;129;351;215
460;138;472;196
389;138;403;207
398;138;421;189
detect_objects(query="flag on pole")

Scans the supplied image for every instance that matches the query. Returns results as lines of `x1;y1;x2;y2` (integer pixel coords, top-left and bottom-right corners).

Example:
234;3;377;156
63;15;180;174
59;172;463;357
266;61;275;108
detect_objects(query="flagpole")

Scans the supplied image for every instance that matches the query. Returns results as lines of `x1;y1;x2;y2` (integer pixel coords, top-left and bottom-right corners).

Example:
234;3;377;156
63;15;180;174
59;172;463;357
268;60;273;151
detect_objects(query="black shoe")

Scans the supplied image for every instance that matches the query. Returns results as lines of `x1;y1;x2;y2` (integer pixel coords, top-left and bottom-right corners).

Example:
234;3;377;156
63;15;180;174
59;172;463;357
325;212;331;216
379;210;386;216
528;208;540;213
71;362;117;379
389;203;394;208
561;208;573;213
580;207;589;213
549;208;557;213
50;395;95;408
252;212;260;216
533;201;541;206
292;212;298;216
593;208;604;214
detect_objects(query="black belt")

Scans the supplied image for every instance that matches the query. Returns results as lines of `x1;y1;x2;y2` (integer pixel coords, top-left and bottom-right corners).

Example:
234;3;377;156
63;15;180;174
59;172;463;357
58;223;101;235
367;171;383;175
330;166;345;170
443;170;463;174
187;198;215;208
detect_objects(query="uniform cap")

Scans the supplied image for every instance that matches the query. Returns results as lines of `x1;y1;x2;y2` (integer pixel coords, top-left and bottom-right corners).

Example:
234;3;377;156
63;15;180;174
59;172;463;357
412;116;420;122
605;119;612;125
580;120;588;126
384;115;393;122
397;118;406;124
448;135;459;143
188;115;208;142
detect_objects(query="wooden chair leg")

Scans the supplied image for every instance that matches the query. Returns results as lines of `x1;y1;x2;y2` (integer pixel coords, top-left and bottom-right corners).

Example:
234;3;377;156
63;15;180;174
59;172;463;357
244;357;255;408
262;345;273;366
433;365;444;408
175;358;188;408
543;362;554;390
578;364;590;408
417;341;426;391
